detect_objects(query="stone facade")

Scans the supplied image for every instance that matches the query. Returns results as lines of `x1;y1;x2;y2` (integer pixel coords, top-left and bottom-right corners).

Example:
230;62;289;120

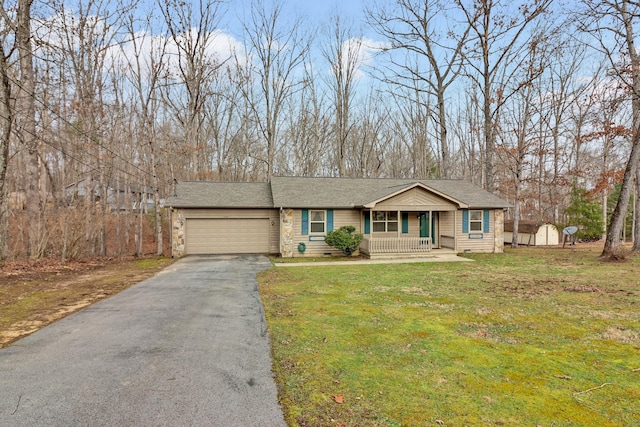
171;209;185;258
280;208;294;258
494;209;504;253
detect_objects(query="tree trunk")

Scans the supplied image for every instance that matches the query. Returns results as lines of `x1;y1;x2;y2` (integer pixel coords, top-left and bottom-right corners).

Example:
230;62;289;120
17;0;42;260
633;162;640;251
0;44;12;263
602;0;640;257
437;92;450;179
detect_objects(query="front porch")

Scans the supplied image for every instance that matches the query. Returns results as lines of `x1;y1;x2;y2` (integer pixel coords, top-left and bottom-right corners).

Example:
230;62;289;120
359;236;457;259
358;205;458;259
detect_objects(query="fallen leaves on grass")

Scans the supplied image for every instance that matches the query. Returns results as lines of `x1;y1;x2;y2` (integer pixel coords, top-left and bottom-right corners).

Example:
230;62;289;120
333;394;344;404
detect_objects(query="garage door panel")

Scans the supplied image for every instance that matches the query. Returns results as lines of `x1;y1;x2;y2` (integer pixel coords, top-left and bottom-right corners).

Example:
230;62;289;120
186;218;270;254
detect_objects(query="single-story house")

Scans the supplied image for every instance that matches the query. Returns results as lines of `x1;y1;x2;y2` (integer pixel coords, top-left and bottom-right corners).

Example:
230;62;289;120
165;176;510;258
504;221;559;246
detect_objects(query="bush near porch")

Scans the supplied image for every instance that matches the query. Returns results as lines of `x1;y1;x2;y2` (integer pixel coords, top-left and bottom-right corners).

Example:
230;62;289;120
258;245;640;426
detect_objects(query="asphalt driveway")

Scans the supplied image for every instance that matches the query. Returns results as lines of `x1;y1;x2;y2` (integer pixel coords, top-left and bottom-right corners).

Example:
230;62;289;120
0;255;286;427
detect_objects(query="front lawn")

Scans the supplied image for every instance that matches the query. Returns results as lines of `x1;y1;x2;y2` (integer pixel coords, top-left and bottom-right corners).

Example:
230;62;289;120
258;245;640;426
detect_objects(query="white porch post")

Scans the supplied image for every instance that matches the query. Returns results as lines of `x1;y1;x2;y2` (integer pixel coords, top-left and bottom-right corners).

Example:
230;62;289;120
428;210;432;249
454;210;458;252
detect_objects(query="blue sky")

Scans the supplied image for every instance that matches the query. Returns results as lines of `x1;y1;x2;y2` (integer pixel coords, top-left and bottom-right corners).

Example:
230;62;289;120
228;0;371;36
286;0;366;22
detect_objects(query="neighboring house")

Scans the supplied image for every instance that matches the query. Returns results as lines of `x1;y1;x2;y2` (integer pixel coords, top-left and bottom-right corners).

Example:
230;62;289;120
165;176;510;258
65;178;155;212
504;221;559;246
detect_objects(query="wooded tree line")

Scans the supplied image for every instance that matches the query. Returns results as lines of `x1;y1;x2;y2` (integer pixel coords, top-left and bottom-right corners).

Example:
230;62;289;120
0;0;639;262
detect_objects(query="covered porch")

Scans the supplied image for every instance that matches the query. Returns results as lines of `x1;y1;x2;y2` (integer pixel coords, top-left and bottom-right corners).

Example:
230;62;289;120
350;182;466;259
358;209;458;259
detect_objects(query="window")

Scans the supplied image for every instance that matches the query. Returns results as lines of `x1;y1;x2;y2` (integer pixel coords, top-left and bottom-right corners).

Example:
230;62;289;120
309;210;325;233
372;211;398;232
469;210;483;232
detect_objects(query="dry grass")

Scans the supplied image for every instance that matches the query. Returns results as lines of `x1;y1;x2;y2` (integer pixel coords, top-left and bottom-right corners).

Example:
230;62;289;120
0;257;174;348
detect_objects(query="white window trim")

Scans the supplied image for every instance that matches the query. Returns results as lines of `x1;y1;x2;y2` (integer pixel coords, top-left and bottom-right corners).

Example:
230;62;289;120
469;209;483;232
372;211;399;233
309;210;326;234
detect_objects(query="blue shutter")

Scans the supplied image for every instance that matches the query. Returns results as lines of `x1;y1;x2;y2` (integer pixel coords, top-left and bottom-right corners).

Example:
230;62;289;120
462;210;469;233
483;210;490;233
364;211;370;234
402;212;409;234
327;209;334;232
301;209;308;235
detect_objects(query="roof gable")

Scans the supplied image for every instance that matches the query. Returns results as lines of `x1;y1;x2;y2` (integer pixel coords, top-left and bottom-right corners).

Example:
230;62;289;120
363;182;466;210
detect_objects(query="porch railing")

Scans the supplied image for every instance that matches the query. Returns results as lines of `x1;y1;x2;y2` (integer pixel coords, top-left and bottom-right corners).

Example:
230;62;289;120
362;237;432;254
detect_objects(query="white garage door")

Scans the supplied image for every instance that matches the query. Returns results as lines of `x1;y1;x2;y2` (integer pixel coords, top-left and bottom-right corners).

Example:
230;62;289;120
185;218;270;254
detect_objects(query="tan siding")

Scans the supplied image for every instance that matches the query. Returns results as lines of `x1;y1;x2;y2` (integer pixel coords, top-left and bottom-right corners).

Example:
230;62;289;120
376;187;457;211
292;209;361;257
182;208;279;254
456;210;496;253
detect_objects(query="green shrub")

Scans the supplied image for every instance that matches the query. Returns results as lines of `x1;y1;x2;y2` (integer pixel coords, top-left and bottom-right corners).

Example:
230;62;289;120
325;225;363;256
565;186;603;241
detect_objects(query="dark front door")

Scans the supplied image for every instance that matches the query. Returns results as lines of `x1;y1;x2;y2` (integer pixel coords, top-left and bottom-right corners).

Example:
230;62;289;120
419;212;436;244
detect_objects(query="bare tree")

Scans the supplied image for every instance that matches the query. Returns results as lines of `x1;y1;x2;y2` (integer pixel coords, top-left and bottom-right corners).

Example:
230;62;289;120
284;62;331;177
497;32;547;248
367;0;471;178
580;0;640;256
349;89;388;177
15;0;44;259
457;0;552;192
159;0;225;180
390;83;438;178
537;38;592;223
321;15;363;177
122;11;169;256
240;0;310;180
0;12;12;262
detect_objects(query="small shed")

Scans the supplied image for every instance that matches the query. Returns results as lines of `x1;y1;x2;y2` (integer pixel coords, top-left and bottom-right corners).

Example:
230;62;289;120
504;221;559;246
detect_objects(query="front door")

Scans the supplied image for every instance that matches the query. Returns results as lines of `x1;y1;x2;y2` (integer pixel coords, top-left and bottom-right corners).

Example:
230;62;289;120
419;213;429;238
419;212;436;244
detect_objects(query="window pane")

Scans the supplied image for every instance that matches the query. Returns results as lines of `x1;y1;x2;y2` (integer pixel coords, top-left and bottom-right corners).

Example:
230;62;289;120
387;222;398;232
470;222;482;231
311;211;324;221
470;210;482;221
373;211;386;221
387;211;398;220
310;223;325;233
373;222;386;232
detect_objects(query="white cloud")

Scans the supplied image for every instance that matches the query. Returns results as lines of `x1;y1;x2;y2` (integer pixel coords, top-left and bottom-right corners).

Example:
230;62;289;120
339;36;388;80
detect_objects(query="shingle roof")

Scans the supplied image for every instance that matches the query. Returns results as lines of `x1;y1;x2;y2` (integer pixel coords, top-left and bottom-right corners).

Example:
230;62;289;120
271;176;510;209
165;177;510;209
165;181;273;208
504;220;546;234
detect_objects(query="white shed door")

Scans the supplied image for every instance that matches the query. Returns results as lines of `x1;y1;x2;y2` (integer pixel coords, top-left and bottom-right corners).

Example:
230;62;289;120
185;218;270;254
